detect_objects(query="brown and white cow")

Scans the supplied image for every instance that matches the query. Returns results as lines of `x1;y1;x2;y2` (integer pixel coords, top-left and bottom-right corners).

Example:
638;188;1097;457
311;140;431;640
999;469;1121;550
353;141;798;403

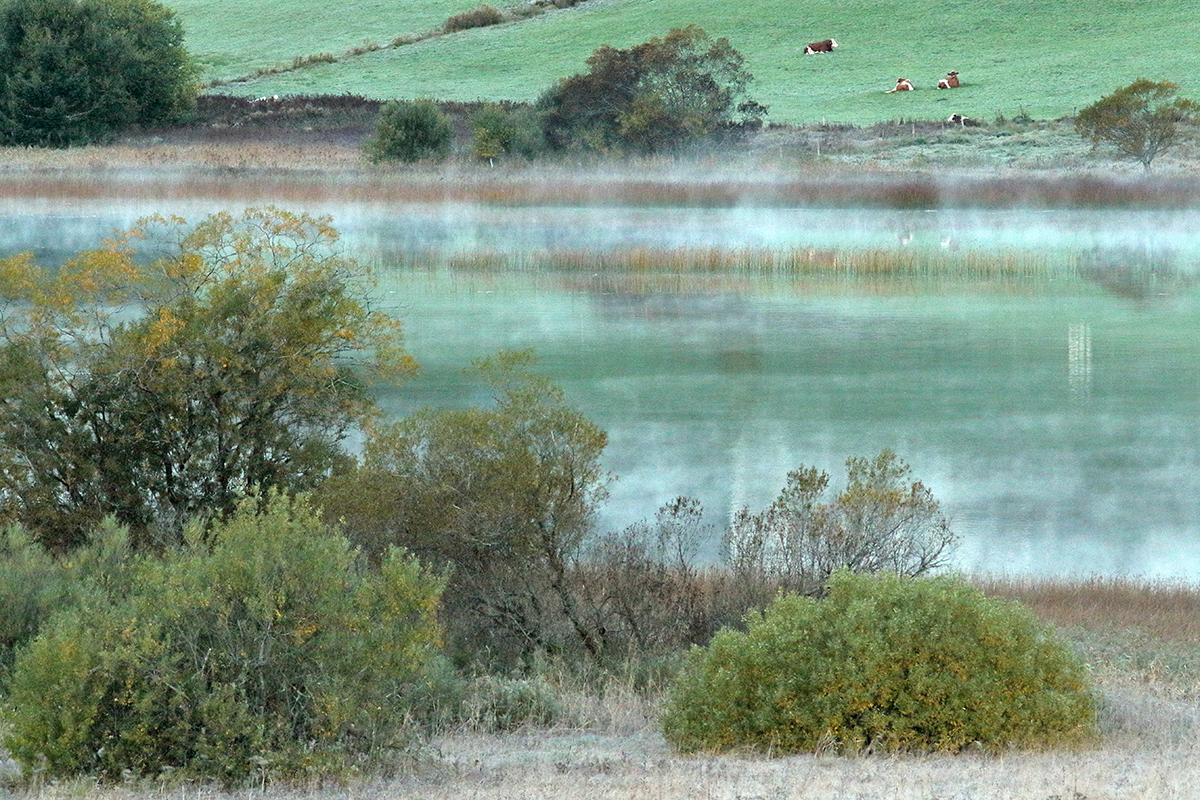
885;78;914;93
948;113;981;127
937;71;960;89
804;38;838;54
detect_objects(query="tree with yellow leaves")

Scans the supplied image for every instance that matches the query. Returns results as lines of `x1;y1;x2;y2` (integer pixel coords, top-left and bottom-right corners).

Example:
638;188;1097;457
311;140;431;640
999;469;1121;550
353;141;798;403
0;207;415;551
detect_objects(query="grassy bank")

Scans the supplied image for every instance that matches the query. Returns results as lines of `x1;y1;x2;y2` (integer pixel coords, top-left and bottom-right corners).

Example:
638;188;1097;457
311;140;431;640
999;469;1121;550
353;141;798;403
4;576;1199;799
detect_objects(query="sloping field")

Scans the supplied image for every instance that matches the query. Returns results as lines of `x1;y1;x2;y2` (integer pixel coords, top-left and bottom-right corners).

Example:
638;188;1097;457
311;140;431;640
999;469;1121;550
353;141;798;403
180;0;1200;125
170;0;471;77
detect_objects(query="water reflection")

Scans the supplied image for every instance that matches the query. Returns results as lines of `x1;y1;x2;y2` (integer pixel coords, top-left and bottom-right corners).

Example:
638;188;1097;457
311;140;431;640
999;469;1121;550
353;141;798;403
1068;323;1092;399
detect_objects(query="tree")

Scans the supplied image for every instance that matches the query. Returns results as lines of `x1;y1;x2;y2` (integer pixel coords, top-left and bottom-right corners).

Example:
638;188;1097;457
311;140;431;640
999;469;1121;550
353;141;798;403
724;449;956;596
317;350;611;667
469;101;544;162
0;207;415;551
540;25;766;153
365;98;453;163
1075;78;1200;169
0;0;197;147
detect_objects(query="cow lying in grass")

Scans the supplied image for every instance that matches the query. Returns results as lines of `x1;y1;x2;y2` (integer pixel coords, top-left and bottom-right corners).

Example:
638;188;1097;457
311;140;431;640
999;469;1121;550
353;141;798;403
886;78;914;93
938;71;960;89
948;113;981;127
804;38;837;54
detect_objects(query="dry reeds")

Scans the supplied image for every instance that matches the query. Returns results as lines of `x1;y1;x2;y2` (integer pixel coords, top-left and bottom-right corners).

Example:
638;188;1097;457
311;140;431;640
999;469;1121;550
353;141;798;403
978;575;1200;647
440;245;1055;283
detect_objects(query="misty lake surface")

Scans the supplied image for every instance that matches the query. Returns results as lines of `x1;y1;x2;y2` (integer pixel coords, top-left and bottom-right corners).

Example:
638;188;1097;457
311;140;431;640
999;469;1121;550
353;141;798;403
4;199;1200;577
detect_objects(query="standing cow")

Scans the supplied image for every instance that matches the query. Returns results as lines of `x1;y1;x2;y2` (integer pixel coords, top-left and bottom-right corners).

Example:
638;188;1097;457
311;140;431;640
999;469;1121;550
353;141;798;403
804;38;838;54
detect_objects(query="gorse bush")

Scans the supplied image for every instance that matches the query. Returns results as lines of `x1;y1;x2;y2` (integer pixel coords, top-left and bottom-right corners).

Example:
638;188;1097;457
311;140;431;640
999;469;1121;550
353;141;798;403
662;571;1097;754
366;98;453;162
2;493;447;785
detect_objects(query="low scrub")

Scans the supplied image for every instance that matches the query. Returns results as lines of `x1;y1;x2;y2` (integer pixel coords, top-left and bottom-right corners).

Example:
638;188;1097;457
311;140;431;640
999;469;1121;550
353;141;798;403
2;494;447;786
444;5;503;33
662;571;1098;754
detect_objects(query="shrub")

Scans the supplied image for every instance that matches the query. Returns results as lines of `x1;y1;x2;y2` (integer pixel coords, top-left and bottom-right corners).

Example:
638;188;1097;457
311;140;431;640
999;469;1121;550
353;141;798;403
461;675;564;732
662;571;1097;754
0;0;197;146
0;520;135;689
724;450;956;596
318;350;610;670
0;208;413;552
2;493;447;785
443;5;503;33
469;101;545;161
366;98;453;163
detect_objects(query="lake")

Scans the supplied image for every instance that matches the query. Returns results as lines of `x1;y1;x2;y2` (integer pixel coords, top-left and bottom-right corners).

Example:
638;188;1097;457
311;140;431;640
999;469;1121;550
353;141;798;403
4;198;1199;577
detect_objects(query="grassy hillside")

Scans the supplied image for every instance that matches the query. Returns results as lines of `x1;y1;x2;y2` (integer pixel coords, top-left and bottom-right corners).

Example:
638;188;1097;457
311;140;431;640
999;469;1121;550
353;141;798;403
170;0;471;78
150;0;1200;124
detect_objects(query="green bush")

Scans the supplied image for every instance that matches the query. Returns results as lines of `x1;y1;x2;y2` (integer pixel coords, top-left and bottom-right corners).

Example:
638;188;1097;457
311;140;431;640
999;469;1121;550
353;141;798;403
0;0;197;147
0;520;135;689
662;571;1097;754
2;493;447;785
469;102;545;161
366;98;453;163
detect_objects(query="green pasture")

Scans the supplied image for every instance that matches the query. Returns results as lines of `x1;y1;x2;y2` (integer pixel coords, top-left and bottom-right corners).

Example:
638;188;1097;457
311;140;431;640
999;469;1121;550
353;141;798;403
169;0;470;78
182;0;1200;124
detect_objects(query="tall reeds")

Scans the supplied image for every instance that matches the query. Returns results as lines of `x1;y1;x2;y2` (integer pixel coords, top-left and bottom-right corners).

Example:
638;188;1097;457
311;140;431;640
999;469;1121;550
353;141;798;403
437;245;1057;283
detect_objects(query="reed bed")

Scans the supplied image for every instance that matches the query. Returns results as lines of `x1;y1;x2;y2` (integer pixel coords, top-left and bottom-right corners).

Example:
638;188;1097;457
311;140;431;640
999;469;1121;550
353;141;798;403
442;245;1060;283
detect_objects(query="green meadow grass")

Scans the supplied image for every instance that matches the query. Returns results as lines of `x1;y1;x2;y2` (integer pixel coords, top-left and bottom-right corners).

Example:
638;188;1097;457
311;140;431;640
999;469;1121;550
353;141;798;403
182;0;1200;124
169;0;471;79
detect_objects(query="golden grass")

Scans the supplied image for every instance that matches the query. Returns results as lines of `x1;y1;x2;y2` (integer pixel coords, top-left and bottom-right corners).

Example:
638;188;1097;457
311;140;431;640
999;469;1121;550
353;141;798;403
979;576;1200;648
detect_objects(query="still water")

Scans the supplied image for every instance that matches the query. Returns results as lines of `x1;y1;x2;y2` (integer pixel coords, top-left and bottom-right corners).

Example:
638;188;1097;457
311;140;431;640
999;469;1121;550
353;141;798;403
4;200;1199;577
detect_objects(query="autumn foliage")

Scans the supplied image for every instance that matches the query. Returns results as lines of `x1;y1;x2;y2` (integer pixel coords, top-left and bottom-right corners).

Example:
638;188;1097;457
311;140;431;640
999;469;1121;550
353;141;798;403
0;207;414;551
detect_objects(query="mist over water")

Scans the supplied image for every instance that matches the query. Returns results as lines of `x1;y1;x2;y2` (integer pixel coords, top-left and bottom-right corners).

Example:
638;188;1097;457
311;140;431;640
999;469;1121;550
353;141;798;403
4;199;1200;577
